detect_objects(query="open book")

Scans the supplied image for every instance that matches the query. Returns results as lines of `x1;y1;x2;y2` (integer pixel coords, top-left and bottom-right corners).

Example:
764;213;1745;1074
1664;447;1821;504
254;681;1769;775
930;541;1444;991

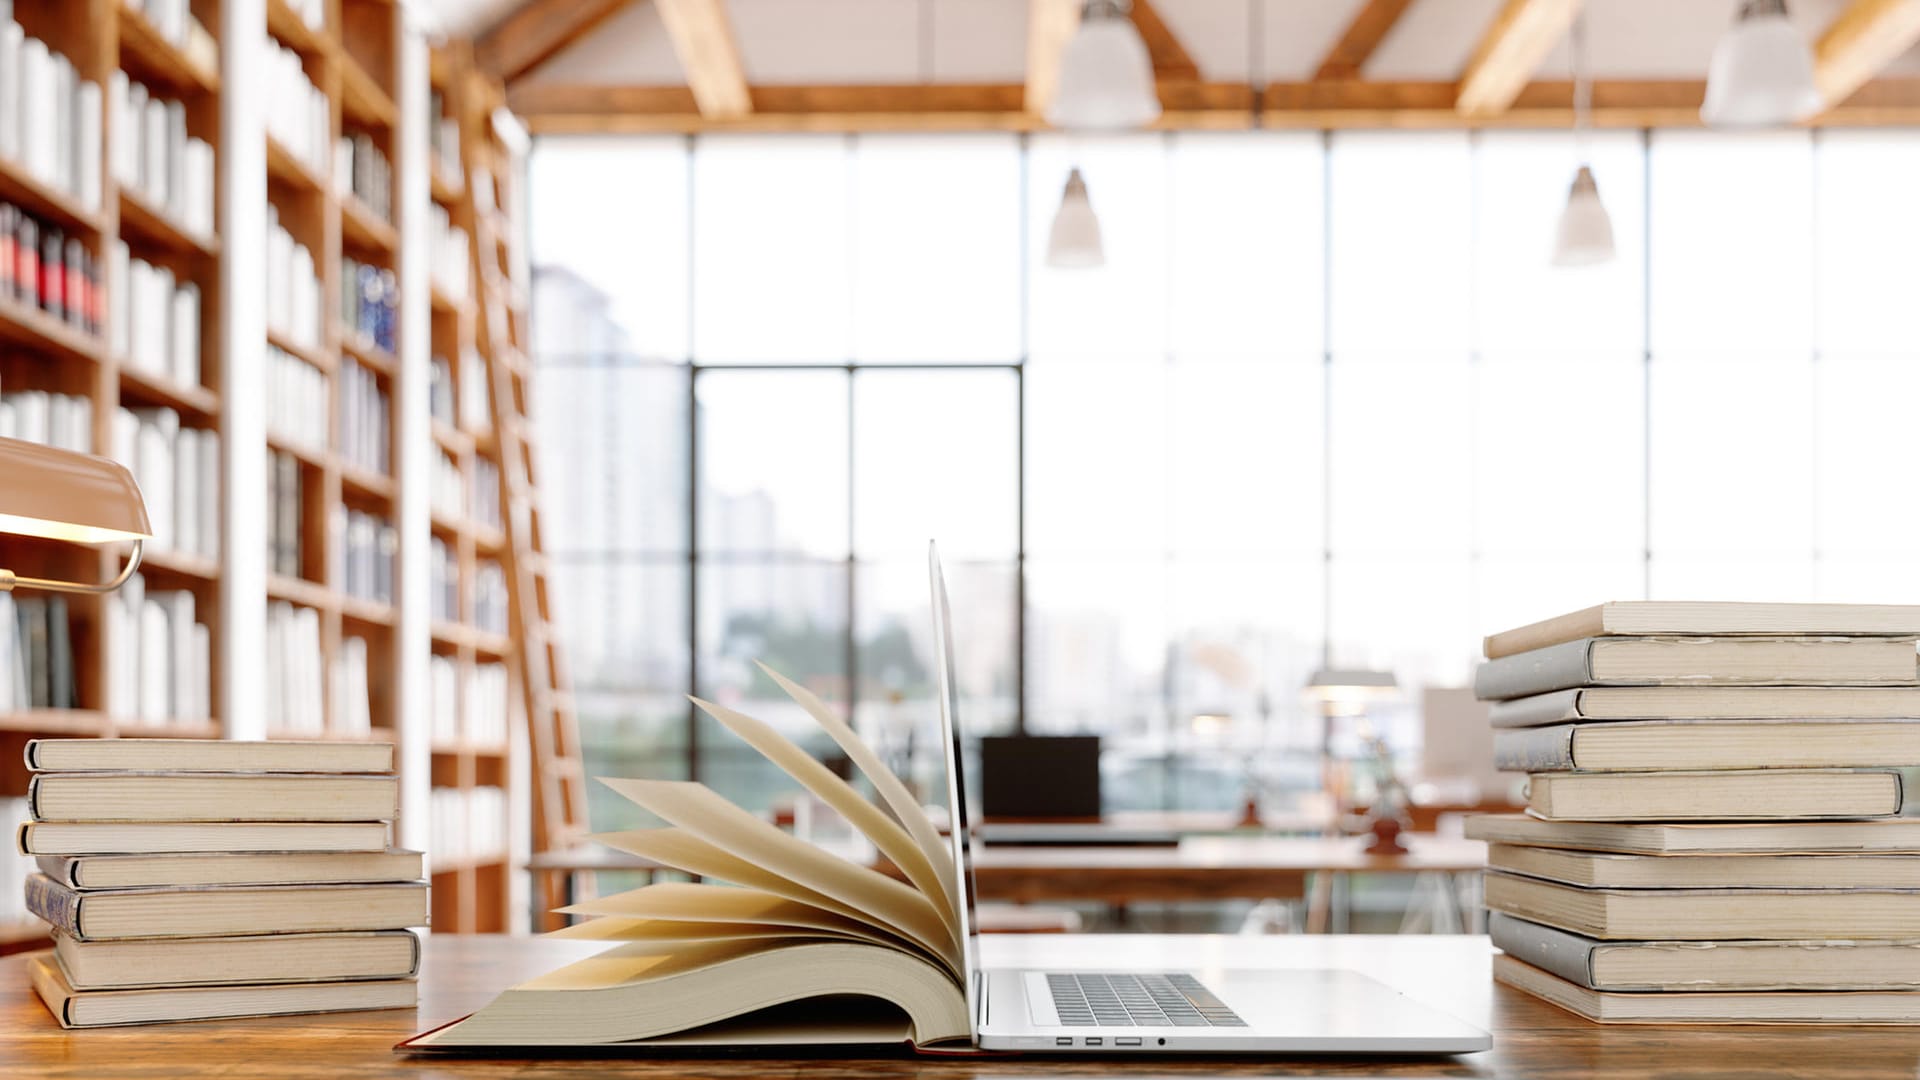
404;663;972;1051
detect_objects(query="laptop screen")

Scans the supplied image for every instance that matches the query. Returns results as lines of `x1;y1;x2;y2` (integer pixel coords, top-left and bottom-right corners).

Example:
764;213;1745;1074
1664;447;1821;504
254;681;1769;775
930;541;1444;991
928;544;984;1036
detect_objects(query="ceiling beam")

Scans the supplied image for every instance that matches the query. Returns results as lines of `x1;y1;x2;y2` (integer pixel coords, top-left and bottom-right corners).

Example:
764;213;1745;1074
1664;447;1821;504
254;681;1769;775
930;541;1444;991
1456;0;1583;118
655;0;753;119
1815;0;1920;106
475;0;633;83
1130;0;1199;80
1026;0;1083;115
509;77;1920;133
1315;0;1415;81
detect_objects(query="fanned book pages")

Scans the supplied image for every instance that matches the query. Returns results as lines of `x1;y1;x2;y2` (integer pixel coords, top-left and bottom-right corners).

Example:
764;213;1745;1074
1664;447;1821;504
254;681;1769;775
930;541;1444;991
404;663;973;1052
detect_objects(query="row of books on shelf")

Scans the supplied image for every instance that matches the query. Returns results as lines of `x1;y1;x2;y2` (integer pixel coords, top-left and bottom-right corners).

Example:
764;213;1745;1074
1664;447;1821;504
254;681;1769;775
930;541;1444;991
267;448;305;578
110;241;200;388
432;447;460;520
428;202;467;298
0;389;91;452
267;204;321;350
105;574;210;725
429;656;508;746
428;90;459;184
108;73;215;241
429;536;456;622
124;0;218;63
341;256;396;355
329;634;374;737
18;740;422;1027
266;604;376;738
0;204;101;335
339;358;390;474
266;342;327;451
113;406;219;561
472;457;500;529
428;350;489;431
266;35;328;176
0;16;101;211
331;508;396;606
428;785;506;871
0;592;74;710
338;131;392;222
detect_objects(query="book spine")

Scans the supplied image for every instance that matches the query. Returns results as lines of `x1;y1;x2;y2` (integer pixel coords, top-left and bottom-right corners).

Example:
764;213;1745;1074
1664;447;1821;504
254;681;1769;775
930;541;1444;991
1488;911;1600;989
34;855;79;888
23;872;80;935
1474;639;1596;701
1493;725;1578;772
1487;688;1585;729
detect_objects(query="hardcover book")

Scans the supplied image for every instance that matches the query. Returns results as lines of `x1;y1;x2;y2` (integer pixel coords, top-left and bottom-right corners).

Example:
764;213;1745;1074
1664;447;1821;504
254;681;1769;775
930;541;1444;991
24;875;428;940
26;772;399;822
407;665;972;1051
16;820;391;855
1484;871;1920;941
1493;953;1920;1023
1492;720;1920;773
24;737;394;774
1488;686;1920;728
31;954;416;1028
1465;813;1920;855
1473;637;1920;702
1484;602;1920;660
1486;842;1920;890
54;929;422;990
1523;769;1902;822
37;849;422;890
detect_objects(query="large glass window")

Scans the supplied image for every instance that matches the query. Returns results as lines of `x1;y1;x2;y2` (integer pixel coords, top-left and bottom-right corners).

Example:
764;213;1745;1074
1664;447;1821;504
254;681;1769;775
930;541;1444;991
531;127;1920;820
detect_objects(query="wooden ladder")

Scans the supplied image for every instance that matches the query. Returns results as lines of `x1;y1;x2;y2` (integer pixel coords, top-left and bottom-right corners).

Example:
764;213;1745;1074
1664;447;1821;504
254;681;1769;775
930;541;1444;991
455;61;589;912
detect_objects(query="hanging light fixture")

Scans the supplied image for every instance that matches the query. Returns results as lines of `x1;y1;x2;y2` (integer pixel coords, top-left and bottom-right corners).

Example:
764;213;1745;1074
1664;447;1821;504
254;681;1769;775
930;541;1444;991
1701;0;1820;127
1552;11;1614;267
1046;167;1104;268
1045;0;1161;130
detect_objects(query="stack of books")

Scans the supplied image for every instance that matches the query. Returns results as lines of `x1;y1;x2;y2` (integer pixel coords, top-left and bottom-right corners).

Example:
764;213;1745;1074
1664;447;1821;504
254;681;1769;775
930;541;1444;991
1468;601;1920;1024
16;738;426;1027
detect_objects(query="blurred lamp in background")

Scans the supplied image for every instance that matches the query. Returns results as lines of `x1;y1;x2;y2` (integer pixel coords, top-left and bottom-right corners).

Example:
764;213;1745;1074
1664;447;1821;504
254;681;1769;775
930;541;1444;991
1046;0;1161;130
1701;0;1820;127
0;436;150;593
1046;167;1105;268
1303;667;1398;719
1551;10;1614;268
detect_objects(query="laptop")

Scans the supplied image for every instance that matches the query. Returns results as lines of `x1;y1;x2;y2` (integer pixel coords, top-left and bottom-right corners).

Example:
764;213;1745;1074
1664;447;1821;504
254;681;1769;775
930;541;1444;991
926;545;1490;1054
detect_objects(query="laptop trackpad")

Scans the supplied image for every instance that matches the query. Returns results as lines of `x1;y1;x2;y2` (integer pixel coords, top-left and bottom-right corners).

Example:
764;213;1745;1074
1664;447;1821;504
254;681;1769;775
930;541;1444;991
1023;972;1060;1027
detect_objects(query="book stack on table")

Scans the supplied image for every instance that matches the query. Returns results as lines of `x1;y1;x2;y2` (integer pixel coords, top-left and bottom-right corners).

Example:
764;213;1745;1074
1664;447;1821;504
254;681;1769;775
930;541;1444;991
1467;601;1920;1024
15;739;426;1027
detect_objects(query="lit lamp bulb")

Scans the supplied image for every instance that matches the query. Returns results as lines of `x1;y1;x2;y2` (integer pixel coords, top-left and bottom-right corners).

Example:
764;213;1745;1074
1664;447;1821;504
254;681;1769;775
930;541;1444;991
1551;165;1615;267
1701;0;1821;127
1046;0;1161;130
1046;168;1104;269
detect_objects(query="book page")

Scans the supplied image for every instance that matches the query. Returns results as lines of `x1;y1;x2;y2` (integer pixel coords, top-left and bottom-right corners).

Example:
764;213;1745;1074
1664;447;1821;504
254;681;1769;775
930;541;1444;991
757;662;958;915
549;916;893;949
583;828;913;949
600;779;958;972
690;693;959;944
553;882;876;934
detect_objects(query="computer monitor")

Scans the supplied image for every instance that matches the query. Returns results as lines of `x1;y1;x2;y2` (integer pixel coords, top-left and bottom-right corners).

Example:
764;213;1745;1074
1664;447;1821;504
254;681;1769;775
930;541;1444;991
978;735;1101;821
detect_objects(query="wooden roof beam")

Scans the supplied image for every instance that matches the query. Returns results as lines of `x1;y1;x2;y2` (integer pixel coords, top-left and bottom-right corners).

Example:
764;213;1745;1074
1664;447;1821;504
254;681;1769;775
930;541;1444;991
1815;0;1920;106
475;0;633;84
1129;0;1199;80
655;0;753;119
1315;0;1415;81
1456;0;1583;118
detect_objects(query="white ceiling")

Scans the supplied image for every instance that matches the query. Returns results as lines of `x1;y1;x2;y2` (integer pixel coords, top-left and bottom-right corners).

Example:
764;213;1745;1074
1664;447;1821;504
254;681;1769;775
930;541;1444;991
424;0;1920;87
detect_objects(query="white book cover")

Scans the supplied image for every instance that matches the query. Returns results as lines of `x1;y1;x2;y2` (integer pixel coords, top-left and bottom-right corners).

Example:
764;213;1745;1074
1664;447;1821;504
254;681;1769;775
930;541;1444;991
197;430;217;559
164;99;185;221
50;52;70;192
106;575;138;719
0;22;22;164
126;80;148;190
190;620;210;721
267;602;287;731
170;281;199;386
74;79;100;209
141;97;166;207
109;241;131;361
131;409;177;551
108;70;130;187
14;390;48;446
15;37;45;180
111;407;137;467
138;597;169;725
0;401;14;441
0;592;16;712
172;426;198;557
165;591;194;721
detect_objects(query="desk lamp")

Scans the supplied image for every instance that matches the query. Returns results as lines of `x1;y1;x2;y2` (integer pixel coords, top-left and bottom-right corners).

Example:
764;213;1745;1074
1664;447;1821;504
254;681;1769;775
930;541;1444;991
0;437;150;593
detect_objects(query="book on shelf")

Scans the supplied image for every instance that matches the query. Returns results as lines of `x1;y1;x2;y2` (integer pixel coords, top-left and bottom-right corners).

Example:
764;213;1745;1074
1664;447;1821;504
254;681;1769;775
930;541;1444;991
1466;812;1920;855
107;73;215;239
26;772;400;823
408;665;974;1051
429;201;468;298
1486;842;1920;890
1484;871;1920;941
266;450;304;578
341;256;397;354
475;560;507;635
31;954;417;1028
17;820;392;856
104;574;211;725
266;204;321;349
0;593;75;710
1491;953;1920;1024
331;508;396;605
266;36;328;175
54;929;422;990
267;600;324;735
0;390;92;453
1488;685;1920;727
24;875;428;941
37;849;423;891
1489;912;1920;992
1486;601;1920;659
432;447;461;519
429;786;504;871
429;90;460;181
471;457;500;528
339;358;391;474
267;342;328;449
428;354;456;425
107;244;202;386
430;537;457;622
1523;768;1902;822
337;131;393;221
25;737;395;773
459;348;488;429
0;19;100;209
1473;636;1920;701
329;635;374;737
111;410;220;560
0;204;102;333
1493;719;1920;773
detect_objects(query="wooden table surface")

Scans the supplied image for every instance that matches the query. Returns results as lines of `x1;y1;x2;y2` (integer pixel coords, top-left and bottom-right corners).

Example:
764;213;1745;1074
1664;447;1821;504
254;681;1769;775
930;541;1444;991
8;931;1920;1078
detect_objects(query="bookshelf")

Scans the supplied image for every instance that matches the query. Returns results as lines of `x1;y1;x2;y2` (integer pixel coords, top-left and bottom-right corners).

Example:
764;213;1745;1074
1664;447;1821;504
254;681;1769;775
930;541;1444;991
0;2;527;949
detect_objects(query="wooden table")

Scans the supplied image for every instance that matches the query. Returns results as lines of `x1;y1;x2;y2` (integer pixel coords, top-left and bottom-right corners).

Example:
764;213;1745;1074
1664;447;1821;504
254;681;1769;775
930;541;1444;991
6;932;1920;1078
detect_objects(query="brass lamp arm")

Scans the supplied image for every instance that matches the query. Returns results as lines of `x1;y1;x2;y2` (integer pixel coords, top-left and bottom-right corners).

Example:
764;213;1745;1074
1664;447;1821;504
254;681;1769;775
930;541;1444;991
0;539;144;594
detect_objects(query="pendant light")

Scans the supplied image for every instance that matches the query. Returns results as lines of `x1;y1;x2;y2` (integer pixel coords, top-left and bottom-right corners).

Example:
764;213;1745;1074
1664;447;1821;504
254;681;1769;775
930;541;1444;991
1701;0;1820;127
1045;0;1161;130
1552;11;1614;267
1046;167;1104;268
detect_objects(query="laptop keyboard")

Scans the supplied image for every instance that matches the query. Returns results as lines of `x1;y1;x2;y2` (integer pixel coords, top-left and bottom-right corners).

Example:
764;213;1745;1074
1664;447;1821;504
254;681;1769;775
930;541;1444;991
1045;973;1248;1028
